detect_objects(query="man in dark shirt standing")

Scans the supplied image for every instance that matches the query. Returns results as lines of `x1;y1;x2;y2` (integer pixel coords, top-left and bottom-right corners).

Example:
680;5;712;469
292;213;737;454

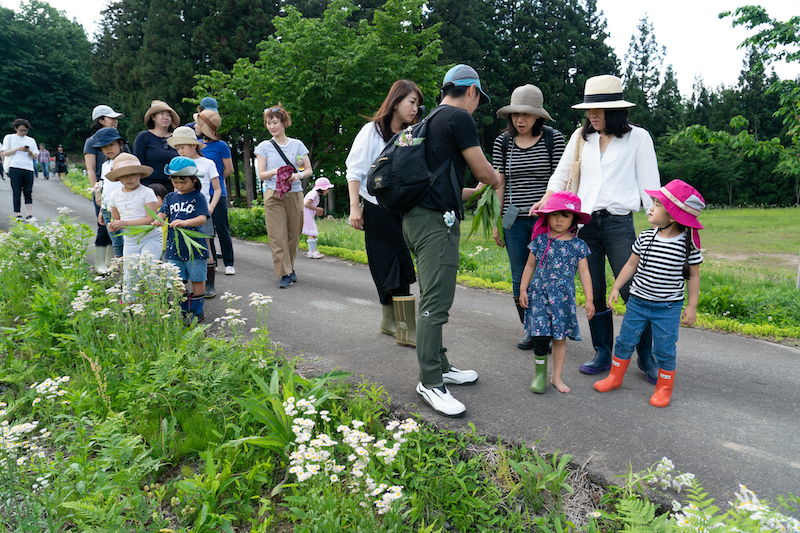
403;64;503;417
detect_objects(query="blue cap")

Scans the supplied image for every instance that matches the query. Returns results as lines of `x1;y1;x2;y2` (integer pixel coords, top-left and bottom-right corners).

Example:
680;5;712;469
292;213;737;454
442;64;490;107
92;127;125;148
164;156;205;177
199;97;219;113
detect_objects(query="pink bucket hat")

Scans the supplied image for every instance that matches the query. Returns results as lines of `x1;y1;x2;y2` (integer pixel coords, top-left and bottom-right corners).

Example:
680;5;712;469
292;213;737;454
645;179;705;249
312;177;334;191
531;191;592;239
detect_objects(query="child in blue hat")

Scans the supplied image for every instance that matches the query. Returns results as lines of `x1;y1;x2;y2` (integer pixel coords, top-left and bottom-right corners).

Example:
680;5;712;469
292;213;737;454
152;156;210;324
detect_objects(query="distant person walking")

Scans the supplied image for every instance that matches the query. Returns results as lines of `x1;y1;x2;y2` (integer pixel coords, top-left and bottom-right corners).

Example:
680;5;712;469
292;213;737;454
37;144;50;179
533;75;661;383
303;177;334;259
255;104;313;289
2;118;39;220
133;100;180;192
345;79;422;347
54;145;68;179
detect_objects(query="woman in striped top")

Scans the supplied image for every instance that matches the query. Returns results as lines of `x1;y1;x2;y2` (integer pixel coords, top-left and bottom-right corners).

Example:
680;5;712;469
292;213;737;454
492;85;565;352
594;179;704;407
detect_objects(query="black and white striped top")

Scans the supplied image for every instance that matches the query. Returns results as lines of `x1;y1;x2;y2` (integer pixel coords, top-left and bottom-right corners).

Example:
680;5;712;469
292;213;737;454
630;228;703;302
491;130;566;216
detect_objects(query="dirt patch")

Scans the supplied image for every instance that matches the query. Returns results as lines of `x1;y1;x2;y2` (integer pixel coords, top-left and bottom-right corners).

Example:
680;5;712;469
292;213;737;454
704;251;799;272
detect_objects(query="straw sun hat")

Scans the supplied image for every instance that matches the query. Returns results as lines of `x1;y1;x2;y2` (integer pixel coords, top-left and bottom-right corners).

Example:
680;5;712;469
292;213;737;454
571;75;636;109
193;109;222;141
144;100;180;128
167;126;206;149
496;84;553;121
105;153;153;182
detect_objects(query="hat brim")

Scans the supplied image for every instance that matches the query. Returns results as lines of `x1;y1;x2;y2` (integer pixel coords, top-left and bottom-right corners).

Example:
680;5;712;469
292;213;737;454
145;104;180;128
165;167;205;178
531;206;592;225
92;135;126;149
644;189;704;231
105;164;153;182
572;100;635;109
167;136;206;149
496;104;552;121
193;113;221;141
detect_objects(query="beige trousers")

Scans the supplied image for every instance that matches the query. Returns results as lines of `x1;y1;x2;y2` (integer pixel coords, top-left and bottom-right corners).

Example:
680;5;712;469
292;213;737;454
264;189;304;278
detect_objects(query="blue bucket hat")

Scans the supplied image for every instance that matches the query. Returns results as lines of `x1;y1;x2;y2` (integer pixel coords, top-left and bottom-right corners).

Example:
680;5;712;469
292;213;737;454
92;127;126;148
442;64;491;107
164;156;205;177
199;97;219;113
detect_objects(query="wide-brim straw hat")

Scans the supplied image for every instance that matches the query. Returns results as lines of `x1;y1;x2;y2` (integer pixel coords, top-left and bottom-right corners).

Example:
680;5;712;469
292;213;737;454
572;75;636;109
144;100;180;128
496;84;553;120
105;153;153;182
167;126;206;149
193;109;222;141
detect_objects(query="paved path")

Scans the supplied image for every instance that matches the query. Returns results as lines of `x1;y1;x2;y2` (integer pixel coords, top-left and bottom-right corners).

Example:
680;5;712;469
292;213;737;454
1;176;798;504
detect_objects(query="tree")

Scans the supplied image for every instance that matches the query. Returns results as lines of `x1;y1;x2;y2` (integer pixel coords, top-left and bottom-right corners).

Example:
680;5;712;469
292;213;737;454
0;1;97;152
623;14;666;133
651;64;684;138
194;0;443;207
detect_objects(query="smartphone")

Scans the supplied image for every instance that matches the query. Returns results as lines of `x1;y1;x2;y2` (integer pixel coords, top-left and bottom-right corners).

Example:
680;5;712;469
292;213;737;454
502;204;520;230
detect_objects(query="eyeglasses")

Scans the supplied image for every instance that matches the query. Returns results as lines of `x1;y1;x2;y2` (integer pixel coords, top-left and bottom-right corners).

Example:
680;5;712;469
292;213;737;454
16;128;28;134
264;107;281;114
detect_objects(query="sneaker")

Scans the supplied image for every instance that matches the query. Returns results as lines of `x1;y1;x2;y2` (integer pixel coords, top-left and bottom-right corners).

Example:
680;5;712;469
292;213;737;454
225;266;235;275
416;382;466;417
278;275;291;288
442;366;478;385
289;271;298;283
308;250;325;259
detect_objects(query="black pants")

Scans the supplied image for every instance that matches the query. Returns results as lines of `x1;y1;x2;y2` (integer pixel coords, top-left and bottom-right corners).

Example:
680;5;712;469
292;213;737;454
9;168;33;212
211;197;234;267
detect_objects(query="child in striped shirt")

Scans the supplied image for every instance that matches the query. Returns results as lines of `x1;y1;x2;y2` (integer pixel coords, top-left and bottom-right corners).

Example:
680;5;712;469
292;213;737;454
594;179;704;408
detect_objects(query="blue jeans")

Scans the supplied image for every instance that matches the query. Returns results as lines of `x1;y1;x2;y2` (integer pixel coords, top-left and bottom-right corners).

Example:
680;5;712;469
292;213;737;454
614;296;682;371
101;208;124;256
504;215;538;298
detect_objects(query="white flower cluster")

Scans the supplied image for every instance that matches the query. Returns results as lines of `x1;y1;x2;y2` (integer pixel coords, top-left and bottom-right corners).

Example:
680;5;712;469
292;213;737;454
57;206;73;215
214;308;247;328
31;375;70;400
220;292;242;303
70;285;94;314
282;395;417;515
91;307;112;319
249;292;273;307
648;457;695;493
730;485;800;532
38;221;68;248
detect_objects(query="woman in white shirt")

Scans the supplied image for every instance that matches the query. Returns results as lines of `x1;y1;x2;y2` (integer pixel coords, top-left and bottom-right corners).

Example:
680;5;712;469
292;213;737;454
533;75;661;383
2;118;39;220
345;80;422;347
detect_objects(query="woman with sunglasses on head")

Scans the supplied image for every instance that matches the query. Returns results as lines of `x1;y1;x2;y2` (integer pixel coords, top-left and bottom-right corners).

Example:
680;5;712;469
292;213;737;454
345;79;423;347
133;100;180;192
255;104;313;289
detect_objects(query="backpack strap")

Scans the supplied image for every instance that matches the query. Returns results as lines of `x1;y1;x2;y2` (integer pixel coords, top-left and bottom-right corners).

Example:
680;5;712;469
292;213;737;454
424;106;463;220
543;125;554;175
269;139;298;171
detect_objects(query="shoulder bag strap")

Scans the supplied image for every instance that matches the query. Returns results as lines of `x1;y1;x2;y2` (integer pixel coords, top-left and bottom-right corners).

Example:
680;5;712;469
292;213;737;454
543;125;554;175
269;139;298;171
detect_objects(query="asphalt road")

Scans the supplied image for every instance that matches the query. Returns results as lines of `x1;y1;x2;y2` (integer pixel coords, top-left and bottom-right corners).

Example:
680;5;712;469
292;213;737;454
2;175;798;505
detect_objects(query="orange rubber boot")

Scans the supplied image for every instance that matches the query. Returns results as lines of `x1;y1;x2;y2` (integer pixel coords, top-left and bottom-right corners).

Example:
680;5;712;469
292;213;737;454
593;356;630;392
650;369;676;407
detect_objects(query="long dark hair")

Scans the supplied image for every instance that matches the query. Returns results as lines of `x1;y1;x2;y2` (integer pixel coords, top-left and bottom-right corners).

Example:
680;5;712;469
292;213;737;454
580;108;632;140
506;116;544;137
371;80;423;143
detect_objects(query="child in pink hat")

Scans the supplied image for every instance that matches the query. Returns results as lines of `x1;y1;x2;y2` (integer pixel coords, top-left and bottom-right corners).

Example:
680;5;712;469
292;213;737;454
594;179;704;407
520;191;595;394
303;177;334;259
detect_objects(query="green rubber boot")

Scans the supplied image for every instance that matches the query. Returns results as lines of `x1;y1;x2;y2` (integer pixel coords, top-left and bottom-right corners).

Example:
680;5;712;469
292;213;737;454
530;354;548;394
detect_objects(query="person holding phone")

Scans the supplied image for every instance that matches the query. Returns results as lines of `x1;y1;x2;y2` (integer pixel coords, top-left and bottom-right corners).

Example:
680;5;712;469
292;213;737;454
2;118;39;220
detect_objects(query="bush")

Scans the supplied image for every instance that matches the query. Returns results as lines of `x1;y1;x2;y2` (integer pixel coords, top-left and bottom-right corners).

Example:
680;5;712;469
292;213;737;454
229;206;267;240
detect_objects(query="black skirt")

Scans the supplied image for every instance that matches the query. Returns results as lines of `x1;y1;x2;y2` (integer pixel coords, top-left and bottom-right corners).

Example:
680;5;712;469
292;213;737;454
363;200;416;304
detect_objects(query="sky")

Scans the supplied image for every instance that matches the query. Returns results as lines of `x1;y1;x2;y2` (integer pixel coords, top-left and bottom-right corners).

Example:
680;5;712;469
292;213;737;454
2;0;798;97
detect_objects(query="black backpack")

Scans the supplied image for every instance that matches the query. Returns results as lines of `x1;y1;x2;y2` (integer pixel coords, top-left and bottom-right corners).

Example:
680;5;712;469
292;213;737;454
367;106;463;217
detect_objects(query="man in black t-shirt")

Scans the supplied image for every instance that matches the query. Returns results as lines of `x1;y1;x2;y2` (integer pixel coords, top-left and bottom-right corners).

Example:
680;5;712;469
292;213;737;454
402;64;503;418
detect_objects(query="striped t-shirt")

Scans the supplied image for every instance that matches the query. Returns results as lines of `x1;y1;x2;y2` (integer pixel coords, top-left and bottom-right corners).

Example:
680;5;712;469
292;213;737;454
491;129;565;216
630;228;703;302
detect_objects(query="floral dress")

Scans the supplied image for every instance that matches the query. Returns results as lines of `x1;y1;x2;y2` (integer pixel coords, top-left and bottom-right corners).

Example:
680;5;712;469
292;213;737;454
524;233;591;341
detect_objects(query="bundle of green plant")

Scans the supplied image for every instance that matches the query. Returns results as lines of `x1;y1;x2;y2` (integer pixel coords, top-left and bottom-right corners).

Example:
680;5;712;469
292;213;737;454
465;184;503;241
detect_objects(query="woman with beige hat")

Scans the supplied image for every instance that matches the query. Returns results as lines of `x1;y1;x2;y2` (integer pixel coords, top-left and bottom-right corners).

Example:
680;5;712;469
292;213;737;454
133;100;180;191
492;84;565;353
532;74;661;383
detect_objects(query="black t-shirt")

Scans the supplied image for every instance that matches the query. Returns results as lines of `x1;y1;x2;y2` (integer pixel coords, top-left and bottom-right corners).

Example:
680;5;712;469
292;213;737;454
417;105;481;213
133;130;179;185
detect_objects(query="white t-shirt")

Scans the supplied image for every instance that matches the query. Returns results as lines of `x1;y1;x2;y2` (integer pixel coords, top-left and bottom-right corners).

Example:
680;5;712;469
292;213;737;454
99;159;124;210
191;156;219;206
2;134;39;171
109;184;159;245
254;137;309;194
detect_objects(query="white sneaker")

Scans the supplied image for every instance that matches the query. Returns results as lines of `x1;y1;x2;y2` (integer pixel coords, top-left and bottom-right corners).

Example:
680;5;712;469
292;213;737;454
308;250;325;259
416;382;466;417
225;266;235;275
442;366;479;385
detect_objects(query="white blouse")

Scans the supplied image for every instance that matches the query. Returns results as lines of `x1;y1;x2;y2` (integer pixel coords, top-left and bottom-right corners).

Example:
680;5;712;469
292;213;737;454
345;121;387;206
547;126;660;215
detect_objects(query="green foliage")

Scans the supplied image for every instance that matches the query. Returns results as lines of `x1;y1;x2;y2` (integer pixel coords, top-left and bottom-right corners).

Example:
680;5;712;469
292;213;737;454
228;205;267;240
465;184;503;242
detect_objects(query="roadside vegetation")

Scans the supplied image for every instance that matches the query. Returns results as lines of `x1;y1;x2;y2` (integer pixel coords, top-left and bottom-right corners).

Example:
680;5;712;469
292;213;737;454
2;213;799;531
